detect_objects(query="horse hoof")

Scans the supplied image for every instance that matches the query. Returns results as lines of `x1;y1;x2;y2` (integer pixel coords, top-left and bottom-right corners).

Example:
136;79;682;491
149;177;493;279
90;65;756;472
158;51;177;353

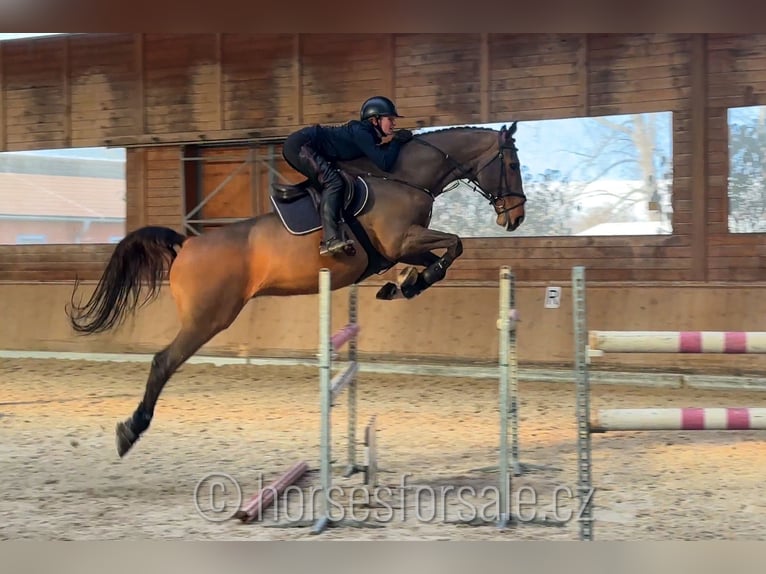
115;421;137;458
375;282;399;300
400;284;422;299
396;266;418;289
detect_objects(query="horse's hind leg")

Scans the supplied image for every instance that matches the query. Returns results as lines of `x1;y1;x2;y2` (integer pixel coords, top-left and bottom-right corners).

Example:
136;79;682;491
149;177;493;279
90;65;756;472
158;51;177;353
116;276;247;457
115;322;227;457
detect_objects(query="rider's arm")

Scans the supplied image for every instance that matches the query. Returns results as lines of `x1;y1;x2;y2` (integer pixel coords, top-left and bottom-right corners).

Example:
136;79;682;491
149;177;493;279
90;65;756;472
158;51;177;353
351;124;404;172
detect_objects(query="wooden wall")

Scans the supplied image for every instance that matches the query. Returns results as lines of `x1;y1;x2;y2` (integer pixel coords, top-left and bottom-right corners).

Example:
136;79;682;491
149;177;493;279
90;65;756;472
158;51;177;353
1;33;766;285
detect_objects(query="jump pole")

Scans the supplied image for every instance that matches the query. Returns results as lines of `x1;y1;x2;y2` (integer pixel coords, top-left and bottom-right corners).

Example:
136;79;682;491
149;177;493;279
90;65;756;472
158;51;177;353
235;460;310;523
591;407;766;432
589;330;766;354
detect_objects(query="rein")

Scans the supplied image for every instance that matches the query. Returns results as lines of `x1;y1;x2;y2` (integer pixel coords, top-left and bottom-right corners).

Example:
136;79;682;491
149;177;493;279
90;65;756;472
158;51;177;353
359;132;526;212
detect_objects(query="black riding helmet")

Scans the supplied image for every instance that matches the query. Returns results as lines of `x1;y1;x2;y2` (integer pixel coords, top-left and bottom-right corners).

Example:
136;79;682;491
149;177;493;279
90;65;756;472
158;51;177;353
360;96;403;121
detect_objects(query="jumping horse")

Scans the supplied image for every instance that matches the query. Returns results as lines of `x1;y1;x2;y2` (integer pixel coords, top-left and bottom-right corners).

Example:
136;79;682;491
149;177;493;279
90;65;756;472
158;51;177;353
66;122;527;457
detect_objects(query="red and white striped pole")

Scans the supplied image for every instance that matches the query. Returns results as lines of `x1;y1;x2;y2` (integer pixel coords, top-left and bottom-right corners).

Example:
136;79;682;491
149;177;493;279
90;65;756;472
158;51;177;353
592;408;766;432
589;331;766;354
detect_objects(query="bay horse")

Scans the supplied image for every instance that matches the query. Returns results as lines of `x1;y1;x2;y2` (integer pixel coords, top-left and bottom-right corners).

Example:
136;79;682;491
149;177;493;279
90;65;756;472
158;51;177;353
66;122;526;458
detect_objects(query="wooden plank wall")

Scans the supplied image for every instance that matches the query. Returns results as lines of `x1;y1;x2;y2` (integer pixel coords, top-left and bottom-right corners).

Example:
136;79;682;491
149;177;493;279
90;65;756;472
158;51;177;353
3;36;67;150
706;33;766;281
2;33;766;284
125;146;183;232
70;34;137;147
221;34;297;131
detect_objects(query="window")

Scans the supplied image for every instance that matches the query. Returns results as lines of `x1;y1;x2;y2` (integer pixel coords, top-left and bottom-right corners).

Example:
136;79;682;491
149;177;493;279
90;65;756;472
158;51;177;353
15;234;47;244
0;147;126;245
728;105;766;233
427;112;674;238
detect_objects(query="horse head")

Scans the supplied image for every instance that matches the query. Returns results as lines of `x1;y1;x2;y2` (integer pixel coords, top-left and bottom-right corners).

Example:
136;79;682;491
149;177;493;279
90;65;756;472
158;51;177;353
472;122;526;232
396;123;527;232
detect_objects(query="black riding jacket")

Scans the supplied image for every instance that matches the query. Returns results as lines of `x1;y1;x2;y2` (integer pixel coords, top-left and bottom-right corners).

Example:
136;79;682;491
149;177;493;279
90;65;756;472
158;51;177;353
305;120;405;172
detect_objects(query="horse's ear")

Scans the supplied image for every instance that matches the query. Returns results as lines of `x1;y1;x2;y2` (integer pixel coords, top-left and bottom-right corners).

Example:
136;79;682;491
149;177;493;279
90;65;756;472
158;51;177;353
499;124;507;134
509;121;517;137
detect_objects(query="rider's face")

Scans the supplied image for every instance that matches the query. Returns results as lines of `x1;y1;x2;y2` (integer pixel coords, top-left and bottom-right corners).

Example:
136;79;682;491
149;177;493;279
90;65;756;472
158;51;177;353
375;116;396;136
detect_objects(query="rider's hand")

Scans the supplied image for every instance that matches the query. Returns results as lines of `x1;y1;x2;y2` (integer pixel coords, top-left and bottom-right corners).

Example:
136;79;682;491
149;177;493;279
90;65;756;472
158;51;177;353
394;129;414;143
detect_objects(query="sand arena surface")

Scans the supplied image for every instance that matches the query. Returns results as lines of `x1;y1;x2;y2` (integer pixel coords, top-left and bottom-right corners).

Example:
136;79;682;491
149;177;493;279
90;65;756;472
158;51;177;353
0;357;765;540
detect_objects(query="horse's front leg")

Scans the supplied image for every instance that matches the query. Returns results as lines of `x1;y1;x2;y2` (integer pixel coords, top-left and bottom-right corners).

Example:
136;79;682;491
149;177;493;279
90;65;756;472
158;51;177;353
376;227;463;300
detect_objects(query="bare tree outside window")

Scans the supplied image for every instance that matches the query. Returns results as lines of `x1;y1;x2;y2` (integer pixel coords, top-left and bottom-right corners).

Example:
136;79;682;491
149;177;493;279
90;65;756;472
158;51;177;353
426;112;673;238
728;105;766;233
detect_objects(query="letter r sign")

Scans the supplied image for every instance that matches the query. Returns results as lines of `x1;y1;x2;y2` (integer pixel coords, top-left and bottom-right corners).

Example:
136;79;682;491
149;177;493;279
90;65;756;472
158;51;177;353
544;287;562;309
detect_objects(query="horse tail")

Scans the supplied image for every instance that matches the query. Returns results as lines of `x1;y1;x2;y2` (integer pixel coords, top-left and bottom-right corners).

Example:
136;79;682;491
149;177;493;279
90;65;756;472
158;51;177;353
67;226;187;335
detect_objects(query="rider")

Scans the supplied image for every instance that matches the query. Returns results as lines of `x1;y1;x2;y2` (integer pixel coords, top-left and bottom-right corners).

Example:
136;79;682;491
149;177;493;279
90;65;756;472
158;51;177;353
282;96;414;256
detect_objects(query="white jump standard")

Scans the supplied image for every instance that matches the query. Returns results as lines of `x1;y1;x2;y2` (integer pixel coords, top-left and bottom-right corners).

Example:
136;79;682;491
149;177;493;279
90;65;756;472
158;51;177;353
474;267;563;530
313;268;377;534
572;265;766;541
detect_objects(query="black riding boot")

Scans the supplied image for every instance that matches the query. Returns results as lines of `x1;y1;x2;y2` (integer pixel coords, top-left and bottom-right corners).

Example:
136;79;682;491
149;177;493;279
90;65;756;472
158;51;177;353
296;143;355;256
319;181;354;256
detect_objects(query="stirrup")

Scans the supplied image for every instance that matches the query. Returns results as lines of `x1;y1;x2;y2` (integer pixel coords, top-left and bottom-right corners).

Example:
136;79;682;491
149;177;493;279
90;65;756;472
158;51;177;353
320;237;354;256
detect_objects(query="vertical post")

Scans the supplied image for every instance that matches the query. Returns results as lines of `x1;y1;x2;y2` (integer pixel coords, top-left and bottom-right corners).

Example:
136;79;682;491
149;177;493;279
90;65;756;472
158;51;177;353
479;33;490;123
293;34;303;127
268;143;276;191
180;146;189;233
61;35;71;148
249;146;258;217
577;34;589;116
314;268;332;534
215;33;224;131
129;148;148;230
573;265;593;541
690;33;708;281
346;283;358;475
497;266;511;528
0;41;5;151
508;269;521;477
133;33;145;136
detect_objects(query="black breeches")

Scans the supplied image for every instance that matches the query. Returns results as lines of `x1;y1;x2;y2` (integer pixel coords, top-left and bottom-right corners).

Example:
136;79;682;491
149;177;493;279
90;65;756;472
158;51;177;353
283;128;315;181
283;128;343;191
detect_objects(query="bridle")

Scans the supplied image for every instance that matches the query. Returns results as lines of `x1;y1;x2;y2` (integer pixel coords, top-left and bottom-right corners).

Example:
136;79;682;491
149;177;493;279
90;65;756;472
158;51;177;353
361;128;527;217
416;130;527;217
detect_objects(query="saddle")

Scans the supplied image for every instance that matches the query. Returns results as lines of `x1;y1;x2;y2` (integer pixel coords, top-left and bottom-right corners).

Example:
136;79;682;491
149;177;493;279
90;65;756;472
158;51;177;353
269;168;395;284
272;170;355;209
269;170;369;236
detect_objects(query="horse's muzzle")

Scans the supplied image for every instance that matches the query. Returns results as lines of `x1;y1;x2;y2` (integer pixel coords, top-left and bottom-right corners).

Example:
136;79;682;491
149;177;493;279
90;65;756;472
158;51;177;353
506;214;524;231
497;210;525;232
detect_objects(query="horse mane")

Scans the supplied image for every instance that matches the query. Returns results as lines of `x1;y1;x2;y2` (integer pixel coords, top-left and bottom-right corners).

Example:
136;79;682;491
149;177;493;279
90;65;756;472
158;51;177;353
339;125;501;178
417;125;498;136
